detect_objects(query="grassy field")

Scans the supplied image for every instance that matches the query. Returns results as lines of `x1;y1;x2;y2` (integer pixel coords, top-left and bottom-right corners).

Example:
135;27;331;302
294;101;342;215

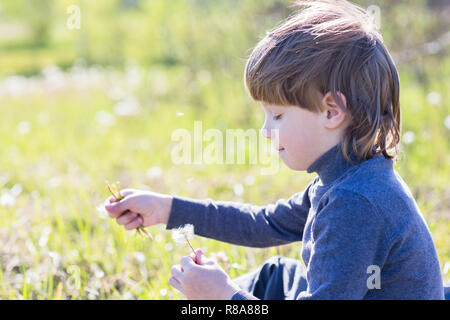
0;0;448;299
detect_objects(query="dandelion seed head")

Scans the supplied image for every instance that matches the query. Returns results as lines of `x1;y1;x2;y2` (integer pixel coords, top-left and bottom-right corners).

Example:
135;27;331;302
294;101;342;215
171;224;194;245
426;92;441;105
38;227;51;248
146;166;163;178
25;240;37;255
443;262;449;275
96;203;109;219
86;287;99;300
95;110;116;127
95;270;105;279
48;251;61;267
134;252;145;263
17;121;31;135
444;115;450;130
123;292;134;300
113;96;141;117
10;184;23;197
233;183;244;196
0;191;16;207
402;131;415;145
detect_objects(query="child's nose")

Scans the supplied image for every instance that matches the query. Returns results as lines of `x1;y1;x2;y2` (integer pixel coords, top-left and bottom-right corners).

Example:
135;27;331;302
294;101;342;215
260;126;272;140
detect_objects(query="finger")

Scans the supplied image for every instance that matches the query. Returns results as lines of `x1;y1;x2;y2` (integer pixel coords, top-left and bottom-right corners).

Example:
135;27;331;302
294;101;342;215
190;248;214;265
180;256;195;271
170;265;184;281
119;189;137;198
190;248;203;265
124;215;143;230
192;254;215;266
169;276;183;292
195;248;202;262
105;197;133;218
116;211;139;225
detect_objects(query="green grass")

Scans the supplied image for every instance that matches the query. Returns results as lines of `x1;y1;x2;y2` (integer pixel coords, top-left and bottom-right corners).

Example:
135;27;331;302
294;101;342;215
0;61;448;299
0;0;448;299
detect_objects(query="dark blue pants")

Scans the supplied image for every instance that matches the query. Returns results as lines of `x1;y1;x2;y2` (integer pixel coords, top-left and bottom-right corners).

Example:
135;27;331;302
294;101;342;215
233;256;307;300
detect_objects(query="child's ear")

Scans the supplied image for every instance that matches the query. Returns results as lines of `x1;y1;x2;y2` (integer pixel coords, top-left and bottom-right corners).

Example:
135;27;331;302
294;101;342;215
320;91;349;129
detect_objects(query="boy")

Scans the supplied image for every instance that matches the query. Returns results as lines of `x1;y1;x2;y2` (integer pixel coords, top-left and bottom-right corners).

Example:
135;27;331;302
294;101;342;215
104;0;445;299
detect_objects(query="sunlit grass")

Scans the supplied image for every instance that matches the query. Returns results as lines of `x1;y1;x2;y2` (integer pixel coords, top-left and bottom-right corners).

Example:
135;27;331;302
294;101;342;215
0;0;448;300
0;61;448;299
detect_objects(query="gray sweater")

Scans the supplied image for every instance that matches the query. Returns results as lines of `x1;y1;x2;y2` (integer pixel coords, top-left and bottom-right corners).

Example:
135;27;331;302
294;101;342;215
166;143;444;299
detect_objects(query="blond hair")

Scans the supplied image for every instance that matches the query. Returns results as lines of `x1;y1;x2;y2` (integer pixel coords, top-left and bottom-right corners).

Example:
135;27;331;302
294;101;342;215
245;0;401;163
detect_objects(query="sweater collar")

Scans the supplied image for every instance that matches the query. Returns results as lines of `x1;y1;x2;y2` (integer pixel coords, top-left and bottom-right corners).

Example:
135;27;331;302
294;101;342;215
306;143;364;185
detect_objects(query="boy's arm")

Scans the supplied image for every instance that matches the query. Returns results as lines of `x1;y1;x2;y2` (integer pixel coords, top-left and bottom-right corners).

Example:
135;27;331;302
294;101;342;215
166;181;314;248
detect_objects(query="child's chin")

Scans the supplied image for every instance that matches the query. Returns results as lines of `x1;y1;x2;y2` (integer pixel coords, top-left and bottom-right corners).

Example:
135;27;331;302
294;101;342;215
281;157;306;171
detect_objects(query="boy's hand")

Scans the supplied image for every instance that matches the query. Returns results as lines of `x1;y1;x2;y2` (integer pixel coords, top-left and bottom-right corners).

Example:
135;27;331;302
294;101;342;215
169;249;241;300
104;189;173;229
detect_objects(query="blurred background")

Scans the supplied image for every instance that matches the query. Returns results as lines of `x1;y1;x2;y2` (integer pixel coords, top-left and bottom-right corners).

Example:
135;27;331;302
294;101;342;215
0;0;448;299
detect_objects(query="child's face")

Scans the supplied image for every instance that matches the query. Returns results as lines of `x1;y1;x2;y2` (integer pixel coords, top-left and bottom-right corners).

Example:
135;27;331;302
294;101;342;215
260;102;329;171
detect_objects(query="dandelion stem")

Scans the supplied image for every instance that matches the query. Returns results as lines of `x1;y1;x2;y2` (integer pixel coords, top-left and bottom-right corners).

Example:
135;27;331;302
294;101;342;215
185;236;196;255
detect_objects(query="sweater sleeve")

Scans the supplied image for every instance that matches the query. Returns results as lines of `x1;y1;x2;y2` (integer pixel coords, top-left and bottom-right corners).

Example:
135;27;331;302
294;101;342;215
297;189;388;300
165;181;313;248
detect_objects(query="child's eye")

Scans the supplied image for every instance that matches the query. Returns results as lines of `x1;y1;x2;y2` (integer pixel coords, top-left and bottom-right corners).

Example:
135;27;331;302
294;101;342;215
273;114;282;120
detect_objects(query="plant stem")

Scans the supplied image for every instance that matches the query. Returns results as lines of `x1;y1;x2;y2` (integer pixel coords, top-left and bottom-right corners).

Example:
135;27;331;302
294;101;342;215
185;235;196;255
